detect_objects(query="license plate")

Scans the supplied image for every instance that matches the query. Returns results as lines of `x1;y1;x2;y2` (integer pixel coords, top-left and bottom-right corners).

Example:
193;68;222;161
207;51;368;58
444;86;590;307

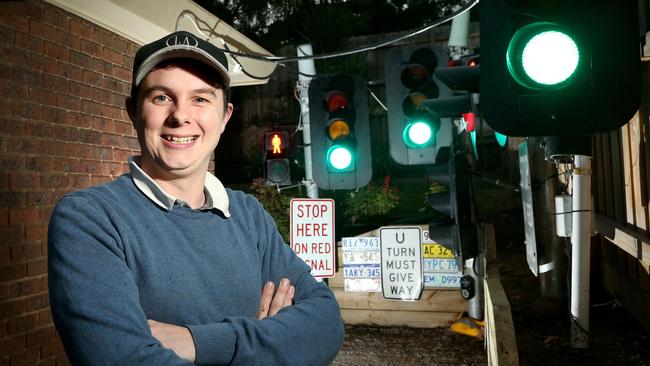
344;278;381;292
422;243;454;258
343;264;381;278
341;236;380;251
343;250;380;264
423;273;462;288
423;258;460;273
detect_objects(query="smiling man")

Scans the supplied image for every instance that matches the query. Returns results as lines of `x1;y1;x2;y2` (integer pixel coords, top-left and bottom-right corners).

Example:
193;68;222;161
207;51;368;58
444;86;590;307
47;31;344;365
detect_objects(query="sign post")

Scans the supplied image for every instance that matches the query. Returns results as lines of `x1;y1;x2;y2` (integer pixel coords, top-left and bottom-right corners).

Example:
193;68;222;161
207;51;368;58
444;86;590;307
290;198;335;278
380;226;423;300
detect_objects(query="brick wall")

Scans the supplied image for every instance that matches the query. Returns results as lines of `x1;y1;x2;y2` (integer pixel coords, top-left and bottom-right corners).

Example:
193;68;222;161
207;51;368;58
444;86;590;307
0;1;140;364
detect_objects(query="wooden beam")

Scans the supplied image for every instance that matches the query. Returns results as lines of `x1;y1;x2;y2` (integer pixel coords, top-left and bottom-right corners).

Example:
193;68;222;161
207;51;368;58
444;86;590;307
595;213;650;273
483;223;520;366
333;289;467;313
340;309;461;328
484;276;519;366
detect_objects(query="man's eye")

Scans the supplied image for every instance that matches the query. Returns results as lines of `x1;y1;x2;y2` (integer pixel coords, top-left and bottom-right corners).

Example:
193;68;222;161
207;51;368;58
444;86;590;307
152;95;170;103
194;96;209;103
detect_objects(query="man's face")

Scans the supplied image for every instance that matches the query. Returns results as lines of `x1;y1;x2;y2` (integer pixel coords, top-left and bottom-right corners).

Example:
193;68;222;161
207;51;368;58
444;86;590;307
127;63;233;180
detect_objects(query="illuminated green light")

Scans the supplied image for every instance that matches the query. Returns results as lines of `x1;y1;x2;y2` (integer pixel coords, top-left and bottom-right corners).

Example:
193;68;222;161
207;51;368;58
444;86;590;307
403;121;434;148
522;31;578;85
327;145;353;171
507;22;580;90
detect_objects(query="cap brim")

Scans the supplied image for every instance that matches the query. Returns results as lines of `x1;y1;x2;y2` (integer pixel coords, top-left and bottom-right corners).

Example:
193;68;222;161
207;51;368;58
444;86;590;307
134;46;230;88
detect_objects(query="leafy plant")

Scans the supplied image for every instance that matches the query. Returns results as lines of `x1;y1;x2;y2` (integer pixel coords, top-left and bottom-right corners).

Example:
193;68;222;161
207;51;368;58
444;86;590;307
249;178;291;243
344;176;399;223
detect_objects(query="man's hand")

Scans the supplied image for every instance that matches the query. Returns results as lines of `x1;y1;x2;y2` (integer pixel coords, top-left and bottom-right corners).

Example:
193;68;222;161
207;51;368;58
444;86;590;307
148;319;196;362
257;278;295;319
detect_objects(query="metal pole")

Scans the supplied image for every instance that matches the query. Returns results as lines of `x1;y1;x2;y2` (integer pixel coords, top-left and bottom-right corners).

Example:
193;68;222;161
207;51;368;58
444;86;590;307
530;138;566;299
465;256;484;319
570;155;592;348
297;44;318;199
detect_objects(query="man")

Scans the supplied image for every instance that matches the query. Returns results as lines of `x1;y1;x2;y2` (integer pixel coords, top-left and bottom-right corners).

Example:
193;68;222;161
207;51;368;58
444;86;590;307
48;31;345;365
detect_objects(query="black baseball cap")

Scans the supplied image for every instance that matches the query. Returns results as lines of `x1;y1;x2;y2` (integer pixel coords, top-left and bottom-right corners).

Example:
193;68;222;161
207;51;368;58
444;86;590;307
131;31;230;89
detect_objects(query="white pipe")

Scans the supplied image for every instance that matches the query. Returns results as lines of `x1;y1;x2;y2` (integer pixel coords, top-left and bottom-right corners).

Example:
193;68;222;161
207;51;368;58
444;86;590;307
448;7;470;59
297;44;318;199
448;8;470;48
570;155;592;348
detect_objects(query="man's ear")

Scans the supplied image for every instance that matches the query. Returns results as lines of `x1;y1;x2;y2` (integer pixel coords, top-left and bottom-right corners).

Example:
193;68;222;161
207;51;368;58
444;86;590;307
219;102;234;133
125;96;138;126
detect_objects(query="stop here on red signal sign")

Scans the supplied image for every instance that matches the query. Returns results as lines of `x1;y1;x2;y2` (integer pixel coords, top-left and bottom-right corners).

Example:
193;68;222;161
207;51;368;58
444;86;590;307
290;198;335;278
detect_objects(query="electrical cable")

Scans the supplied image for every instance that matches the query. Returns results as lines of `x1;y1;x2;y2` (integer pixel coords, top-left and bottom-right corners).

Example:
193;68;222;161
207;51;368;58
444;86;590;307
570;314;591;337
550;209;591;216
367;86;388;112
532;170;571;191
182;0;478;64
469;170;521;192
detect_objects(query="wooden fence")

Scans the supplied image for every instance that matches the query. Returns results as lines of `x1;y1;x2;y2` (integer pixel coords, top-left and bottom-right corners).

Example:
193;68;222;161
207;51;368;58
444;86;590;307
592;61;650;331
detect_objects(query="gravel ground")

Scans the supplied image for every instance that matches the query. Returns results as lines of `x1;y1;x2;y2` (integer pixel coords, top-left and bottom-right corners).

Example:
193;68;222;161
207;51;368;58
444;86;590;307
332;325;486;365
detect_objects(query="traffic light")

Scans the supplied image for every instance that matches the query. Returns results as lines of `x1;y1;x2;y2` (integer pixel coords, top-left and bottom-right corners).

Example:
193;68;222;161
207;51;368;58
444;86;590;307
308;74;372;190
427;152;478;262
264;130;291;186
384;46;455;165
481;0;641;136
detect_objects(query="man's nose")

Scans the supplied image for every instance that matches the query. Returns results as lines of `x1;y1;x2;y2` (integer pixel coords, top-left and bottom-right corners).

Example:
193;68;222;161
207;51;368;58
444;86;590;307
167;102;191;125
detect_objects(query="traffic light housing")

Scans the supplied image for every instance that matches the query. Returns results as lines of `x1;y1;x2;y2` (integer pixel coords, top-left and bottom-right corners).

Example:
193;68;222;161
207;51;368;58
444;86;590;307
481;0;641;136
385;46;454;165
427;152;478;262
308;74;372;190
264;131;291;186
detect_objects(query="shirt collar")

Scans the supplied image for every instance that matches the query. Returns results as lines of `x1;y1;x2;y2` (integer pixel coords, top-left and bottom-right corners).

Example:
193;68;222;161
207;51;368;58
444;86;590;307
128;156;230;217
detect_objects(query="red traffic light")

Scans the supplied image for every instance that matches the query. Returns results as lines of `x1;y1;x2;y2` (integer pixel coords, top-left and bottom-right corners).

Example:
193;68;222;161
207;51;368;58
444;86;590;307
400;64;430;89
325;92;349;113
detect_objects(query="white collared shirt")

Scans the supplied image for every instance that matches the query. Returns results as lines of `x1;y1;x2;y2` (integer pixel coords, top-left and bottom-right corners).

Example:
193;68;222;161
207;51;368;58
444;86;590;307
128;156;230;217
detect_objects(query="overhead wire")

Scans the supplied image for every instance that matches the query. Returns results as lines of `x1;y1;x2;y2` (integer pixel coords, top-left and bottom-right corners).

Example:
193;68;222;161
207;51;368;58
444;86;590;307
219;0;479;63
181;0;479;76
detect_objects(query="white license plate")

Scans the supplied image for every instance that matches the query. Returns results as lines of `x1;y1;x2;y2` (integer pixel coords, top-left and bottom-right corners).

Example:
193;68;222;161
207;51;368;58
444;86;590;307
423;258;460;273
341;236;380;251
423;273;462;288
343;250;380;264
344;278;381;292
343;264;380;278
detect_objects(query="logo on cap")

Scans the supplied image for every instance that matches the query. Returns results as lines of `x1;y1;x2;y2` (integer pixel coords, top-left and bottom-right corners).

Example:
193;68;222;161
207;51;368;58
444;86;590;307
165;34;199;48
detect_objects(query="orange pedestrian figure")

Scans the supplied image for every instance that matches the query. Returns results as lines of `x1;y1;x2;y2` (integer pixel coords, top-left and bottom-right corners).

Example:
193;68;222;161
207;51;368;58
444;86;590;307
272;134;282;154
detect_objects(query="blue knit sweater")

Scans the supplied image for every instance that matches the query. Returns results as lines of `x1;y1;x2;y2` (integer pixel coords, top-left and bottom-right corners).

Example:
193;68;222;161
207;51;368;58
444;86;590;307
48;175;344;365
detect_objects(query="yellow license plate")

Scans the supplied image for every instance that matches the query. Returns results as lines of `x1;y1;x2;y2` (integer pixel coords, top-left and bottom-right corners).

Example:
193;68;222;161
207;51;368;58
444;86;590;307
422;243;454;258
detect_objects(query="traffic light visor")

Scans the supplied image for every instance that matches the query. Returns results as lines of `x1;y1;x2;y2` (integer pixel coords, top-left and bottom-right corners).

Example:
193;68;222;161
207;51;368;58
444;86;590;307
507;22;580;89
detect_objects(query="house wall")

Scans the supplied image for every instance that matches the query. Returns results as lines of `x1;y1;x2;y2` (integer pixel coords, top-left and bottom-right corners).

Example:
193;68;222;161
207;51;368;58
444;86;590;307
0;1;140;364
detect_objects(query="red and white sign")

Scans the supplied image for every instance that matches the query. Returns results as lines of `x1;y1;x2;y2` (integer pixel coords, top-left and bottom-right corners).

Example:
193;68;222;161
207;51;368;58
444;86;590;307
290;198;335;278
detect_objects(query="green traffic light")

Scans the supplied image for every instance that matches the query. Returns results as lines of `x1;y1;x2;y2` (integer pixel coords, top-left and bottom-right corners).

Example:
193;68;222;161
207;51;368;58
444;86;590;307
403;121;435;148
507;22;580;90
327;145;353;171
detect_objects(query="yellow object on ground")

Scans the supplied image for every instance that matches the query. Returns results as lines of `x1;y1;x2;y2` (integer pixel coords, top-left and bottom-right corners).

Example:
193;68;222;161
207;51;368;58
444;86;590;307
450;317;485;338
